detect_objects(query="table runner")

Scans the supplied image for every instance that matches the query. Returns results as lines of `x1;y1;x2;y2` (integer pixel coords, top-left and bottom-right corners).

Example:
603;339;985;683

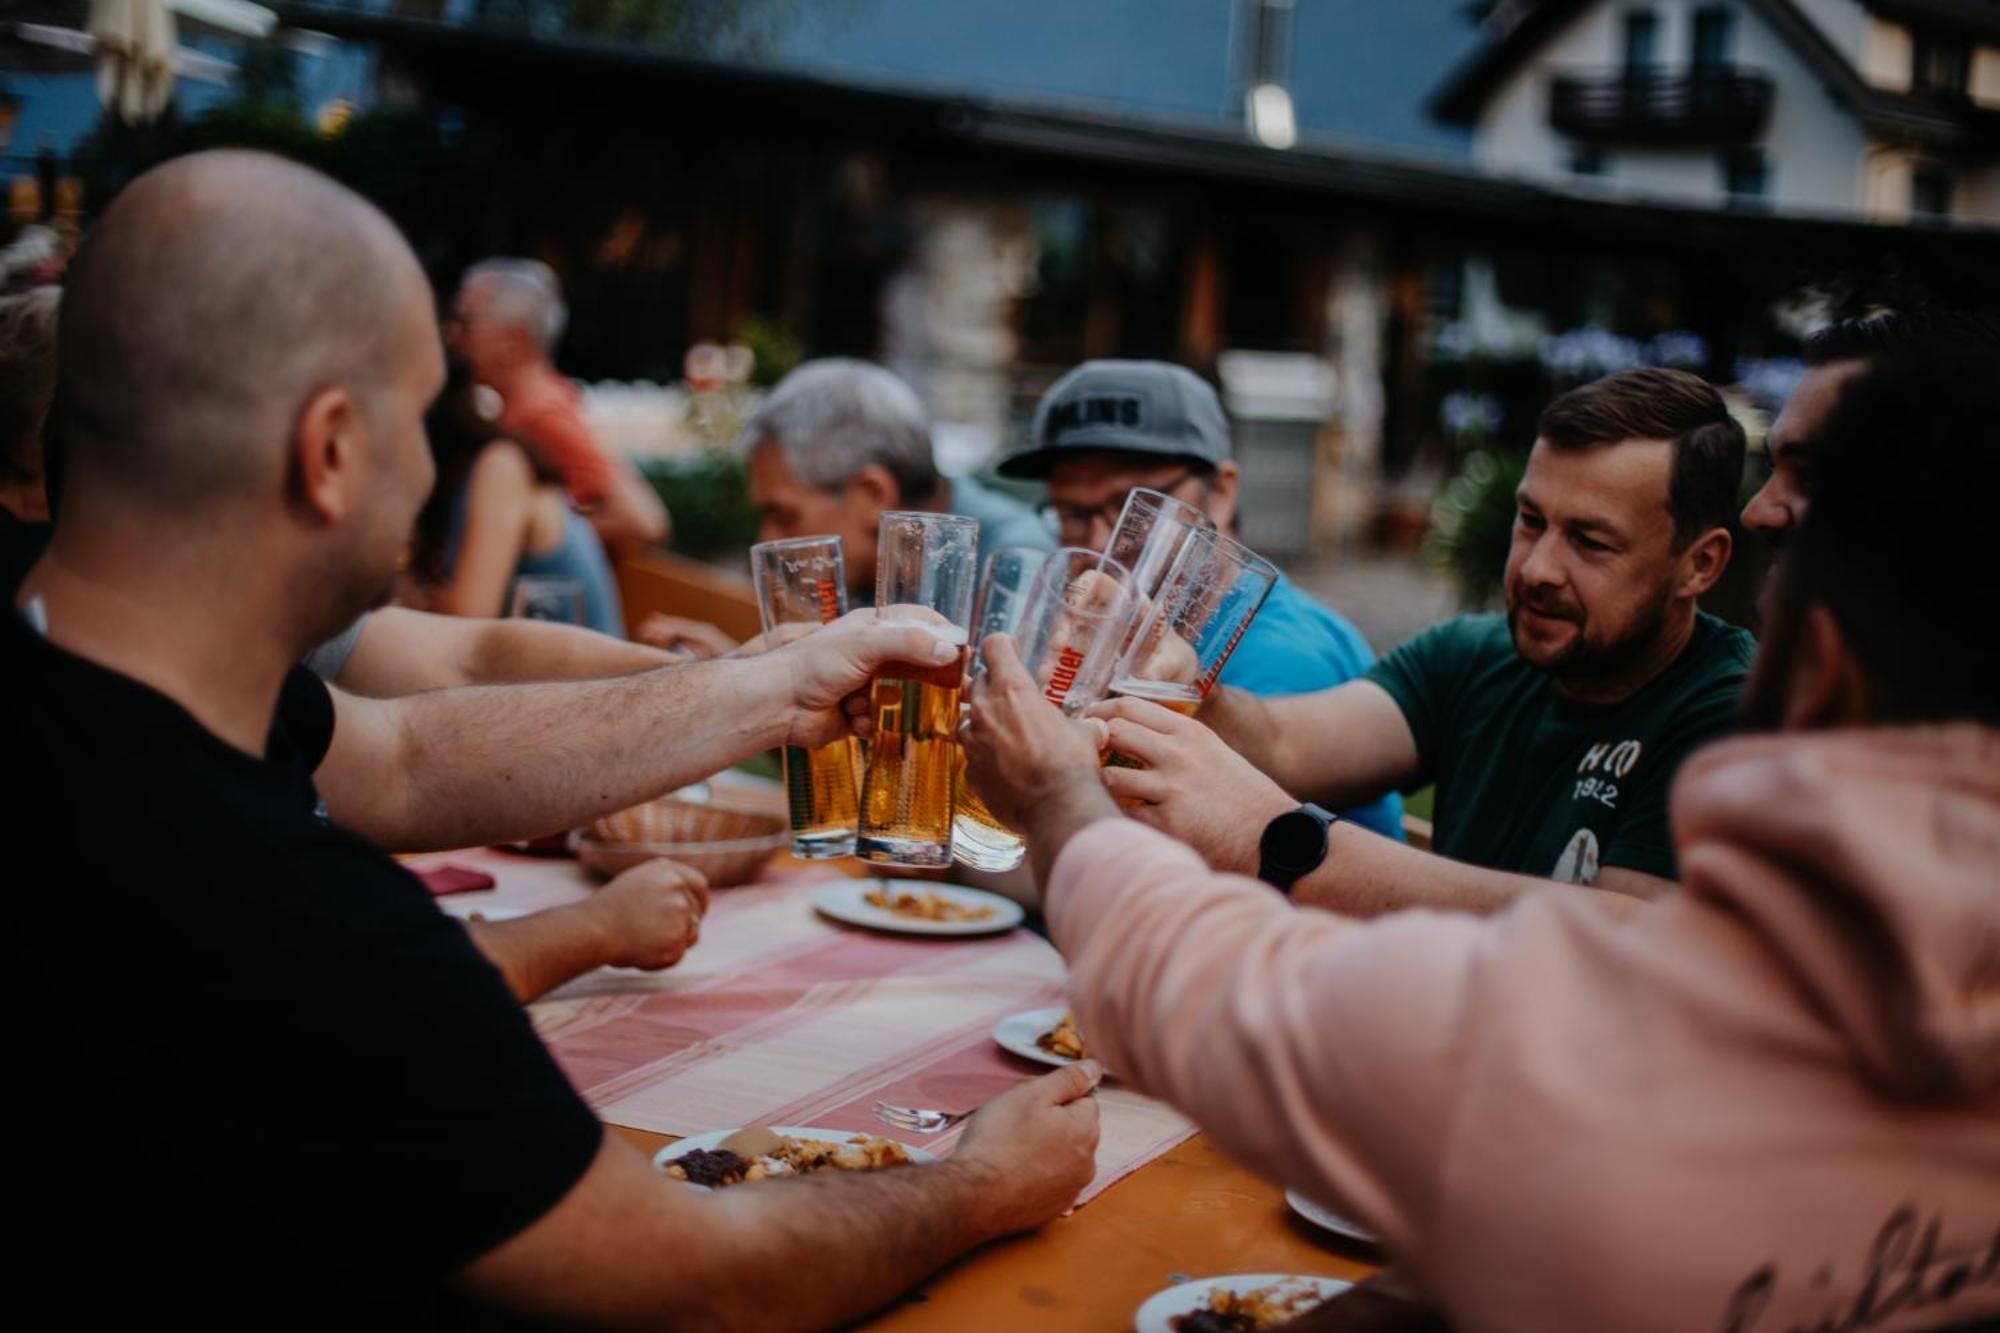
412;846;1194;1205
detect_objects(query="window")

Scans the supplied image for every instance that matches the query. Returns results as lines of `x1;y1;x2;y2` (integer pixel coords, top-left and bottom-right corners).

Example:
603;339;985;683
1721;147;1768;201
1912;31;1970;96
1570;145;1608;177
1692;6;1733;70
1624;10;1659;72
1911;165;1955;218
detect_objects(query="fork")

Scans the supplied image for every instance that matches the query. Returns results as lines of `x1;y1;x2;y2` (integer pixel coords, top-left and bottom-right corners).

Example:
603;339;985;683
873;1099;970;1136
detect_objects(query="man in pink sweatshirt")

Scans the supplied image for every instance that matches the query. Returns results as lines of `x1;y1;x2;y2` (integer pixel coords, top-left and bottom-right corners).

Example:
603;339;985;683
962;345;2000;1330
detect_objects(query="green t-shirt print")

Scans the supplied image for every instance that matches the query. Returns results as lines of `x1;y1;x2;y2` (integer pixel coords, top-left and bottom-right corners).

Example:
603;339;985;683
1363;612;1754;883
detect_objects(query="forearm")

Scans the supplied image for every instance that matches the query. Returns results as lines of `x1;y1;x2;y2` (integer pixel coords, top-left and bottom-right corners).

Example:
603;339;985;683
1047;822;1440;1240
464;907;610;1003
1290;824;1645;919
468;618;672;684
682;1160;1002;1330
363;660;789;852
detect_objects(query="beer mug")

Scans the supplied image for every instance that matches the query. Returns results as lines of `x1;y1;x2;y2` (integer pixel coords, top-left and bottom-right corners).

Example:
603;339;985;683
857;513;979;868
751;536;861;859
1104;527;1277;764
953;547;1133;872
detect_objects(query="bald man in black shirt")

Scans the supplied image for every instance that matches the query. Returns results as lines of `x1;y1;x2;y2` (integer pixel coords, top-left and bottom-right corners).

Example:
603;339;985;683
8;150;1099;1327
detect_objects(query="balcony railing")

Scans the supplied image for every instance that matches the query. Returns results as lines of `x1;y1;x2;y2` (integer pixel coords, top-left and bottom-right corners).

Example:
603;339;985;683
1548;67;1775;145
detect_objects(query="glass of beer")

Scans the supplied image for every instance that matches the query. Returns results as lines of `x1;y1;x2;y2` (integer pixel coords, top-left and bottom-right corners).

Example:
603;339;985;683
1097;487;1215;685
1104;527;1278;763
953;547;1133;872
751;536;861;859
857;512;979;868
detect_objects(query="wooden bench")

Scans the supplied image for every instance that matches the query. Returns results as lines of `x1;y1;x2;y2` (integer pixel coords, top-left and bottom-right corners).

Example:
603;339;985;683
614;548;762;644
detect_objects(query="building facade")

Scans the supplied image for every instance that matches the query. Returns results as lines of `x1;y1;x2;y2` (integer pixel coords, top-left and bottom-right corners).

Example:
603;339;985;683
1435;0;1999;224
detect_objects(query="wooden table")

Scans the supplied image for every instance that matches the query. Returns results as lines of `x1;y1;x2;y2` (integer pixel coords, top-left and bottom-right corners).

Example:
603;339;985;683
611;1124;1381;1329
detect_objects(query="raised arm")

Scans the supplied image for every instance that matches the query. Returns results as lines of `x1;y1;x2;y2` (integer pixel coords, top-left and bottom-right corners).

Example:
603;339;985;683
456;1064;1101;1330
333;607;672;697
1192;679;1422;809
1101;695;1657;917
317;611;962;853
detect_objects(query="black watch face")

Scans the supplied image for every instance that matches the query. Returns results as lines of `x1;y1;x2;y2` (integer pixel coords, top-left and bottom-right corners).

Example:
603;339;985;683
1264;809;1327;872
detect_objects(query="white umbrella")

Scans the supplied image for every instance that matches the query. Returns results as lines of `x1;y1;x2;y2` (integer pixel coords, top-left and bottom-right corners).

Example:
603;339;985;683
89;0;178;124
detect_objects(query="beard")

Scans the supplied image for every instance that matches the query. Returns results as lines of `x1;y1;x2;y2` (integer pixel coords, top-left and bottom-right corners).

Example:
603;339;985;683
1506;576;1676;684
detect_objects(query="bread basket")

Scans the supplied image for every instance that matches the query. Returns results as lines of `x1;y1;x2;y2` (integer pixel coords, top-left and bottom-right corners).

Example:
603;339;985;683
570;782;789;887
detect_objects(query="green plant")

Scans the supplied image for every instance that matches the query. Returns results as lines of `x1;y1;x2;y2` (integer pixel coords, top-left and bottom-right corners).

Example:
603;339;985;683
641;450;760;560
1426;449;1526;609
732;316;803;388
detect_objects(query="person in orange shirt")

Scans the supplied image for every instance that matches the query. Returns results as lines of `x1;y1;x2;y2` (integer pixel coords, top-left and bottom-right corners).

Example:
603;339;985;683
447;258;668;549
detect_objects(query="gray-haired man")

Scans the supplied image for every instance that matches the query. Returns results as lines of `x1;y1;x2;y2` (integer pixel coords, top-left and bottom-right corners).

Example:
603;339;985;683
449;258;668;548
740;358;1051;600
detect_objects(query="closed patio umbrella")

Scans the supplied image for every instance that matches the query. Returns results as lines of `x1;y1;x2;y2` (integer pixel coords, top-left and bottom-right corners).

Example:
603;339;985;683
89;0;177;123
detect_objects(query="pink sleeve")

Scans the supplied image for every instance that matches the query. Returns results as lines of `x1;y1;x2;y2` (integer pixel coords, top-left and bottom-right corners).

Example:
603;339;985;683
1047;818;1485;1255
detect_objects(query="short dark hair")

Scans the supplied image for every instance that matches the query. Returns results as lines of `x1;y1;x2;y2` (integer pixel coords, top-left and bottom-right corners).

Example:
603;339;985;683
1790;344;2000;726
1802;309;2000;366
1536;367;1744;548
0;286;58;487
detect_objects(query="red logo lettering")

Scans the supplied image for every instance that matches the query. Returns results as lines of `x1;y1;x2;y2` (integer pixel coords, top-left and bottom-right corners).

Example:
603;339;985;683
1043;645;1086;705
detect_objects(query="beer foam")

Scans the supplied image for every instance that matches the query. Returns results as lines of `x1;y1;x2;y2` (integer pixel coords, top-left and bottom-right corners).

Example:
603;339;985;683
876;617;970;648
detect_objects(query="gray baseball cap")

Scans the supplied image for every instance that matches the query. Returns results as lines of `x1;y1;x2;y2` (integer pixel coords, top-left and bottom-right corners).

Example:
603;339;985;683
998;360;1231;479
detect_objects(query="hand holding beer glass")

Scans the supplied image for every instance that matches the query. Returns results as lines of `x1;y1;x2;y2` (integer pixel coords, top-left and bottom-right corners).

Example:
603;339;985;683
857;513;979;868
953;547;1133;871
751;536;863;859
1103;527;1277;763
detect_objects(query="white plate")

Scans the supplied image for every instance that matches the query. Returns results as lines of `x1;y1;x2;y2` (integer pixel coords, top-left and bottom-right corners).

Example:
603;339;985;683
436;900;527;923
1133;1273;1352;1332
652;1125;937;1192
811;879;1024;936
1285;1189;1380;1246
992;1005;1084;1069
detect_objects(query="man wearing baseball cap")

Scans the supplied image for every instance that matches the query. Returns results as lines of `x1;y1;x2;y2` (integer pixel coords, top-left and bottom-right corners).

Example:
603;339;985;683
999;360;1402;842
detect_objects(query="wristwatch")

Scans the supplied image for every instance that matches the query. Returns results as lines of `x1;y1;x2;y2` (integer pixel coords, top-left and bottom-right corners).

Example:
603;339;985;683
1257;803;1340;894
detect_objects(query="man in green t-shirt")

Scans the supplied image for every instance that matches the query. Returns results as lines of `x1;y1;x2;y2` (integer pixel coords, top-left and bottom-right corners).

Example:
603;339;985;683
1093;368;1750;915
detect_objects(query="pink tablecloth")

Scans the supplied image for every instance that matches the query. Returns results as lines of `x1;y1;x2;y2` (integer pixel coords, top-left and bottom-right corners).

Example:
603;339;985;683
411;846;1194;1206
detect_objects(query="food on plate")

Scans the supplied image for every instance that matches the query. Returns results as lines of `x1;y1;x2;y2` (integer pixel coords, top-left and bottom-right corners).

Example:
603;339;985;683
863;885;996;923
1170;1279;1328;1331
1037;1011;1089;1061
662;1127;914;1189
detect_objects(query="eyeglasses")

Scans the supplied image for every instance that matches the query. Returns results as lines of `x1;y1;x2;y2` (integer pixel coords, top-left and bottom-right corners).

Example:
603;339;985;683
1038;470;1200;540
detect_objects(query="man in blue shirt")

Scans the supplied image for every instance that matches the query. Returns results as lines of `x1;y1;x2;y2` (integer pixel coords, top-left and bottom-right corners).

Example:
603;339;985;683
999;360;1402;841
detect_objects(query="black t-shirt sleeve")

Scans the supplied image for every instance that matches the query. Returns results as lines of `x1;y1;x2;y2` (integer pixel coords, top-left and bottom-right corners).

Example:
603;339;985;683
271;663;337;771
289;845;605;1280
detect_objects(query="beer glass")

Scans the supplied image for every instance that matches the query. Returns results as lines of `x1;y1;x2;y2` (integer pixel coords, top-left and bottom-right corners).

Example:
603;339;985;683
1104;527;1277;762
751;536;861;859
953;547;1133;872
857;512;979;868
1090;487;1215;703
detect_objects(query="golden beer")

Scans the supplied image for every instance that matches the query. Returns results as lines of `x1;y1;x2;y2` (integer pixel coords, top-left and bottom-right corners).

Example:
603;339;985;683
858;623;969;867
1103;676;1204;774
783;737;862;859
951;742;1025;872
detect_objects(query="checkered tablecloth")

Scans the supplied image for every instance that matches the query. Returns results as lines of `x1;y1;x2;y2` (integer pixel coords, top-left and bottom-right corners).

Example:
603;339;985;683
412;846;1194;1205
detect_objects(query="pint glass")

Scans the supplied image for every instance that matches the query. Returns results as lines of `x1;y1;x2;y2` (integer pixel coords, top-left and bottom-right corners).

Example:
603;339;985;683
857;513;979;868
952;547;1133;872
1104;527;1277;766
751;536;861;859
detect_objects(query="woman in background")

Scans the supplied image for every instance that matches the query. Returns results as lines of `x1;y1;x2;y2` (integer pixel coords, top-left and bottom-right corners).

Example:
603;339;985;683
410;372;625;636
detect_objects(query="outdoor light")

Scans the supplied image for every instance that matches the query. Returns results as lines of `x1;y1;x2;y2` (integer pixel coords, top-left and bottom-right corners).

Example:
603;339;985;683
1247;82;1297;150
